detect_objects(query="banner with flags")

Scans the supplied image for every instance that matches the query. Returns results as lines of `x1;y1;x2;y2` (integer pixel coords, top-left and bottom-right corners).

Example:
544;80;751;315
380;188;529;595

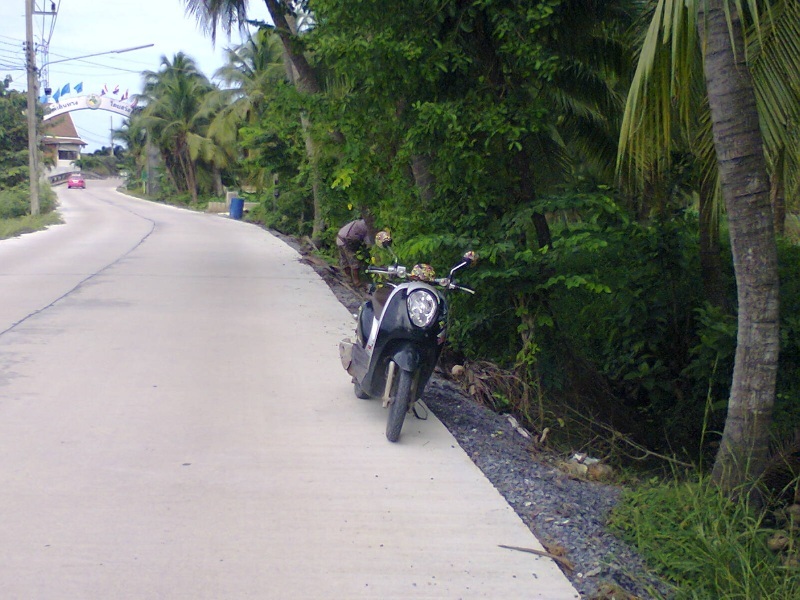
44;94;136;121
43;82;136;108
43;82;84;103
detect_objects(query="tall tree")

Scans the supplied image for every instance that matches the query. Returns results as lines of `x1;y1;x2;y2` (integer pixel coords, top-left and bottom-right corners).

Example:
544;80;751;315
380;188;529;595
698;0;780;494
618;0;787;492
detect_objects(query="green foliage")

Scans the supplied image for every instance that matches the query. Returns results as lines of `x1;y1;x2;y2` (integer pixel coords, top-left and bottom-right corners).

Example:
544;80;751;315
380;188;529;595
571;214;704;420
136;52;223;202
609;477;800;599
0;86;31;190
171;0;800;471
75;153;122;177
0;186;31;219
0;184;54;218
0;84;56;219
772;240;800;442
680;239;800;447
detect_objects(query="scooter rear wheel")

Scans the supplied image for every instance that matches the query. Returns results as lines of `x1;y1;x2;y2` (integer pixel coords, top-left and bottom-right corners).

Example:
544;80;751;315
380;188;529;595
386;369;413;442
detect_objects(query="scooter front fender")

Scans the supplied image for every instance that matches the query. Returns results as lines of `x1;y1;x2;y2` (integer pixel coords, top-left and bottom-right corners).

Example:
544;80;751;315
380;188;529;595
391;345;421;372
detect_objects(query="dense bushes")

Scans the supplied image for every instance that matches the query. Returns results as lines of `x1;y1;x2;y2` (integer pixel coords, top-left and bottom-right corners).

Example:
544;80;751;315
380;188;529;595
0;186;30;219
0;184;56;219
0;80;56;219
399;189;800;462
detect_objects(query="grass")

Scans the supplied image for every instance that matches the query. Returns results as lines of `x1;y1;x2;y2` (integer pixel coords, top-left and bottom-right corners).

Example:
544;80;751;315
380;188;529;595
0;212;62;240
608;476;800;599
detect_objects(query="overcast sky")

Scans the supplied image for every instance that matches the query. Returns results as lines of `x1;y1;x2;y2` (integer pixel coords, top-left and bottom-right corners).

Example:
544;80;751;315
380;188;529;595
0;0;267;151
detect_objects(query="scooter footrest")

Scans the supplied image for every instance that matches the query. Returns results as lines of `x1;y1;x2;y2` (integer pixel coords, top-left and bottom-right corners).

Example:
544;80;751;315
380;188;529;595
339;339;354;371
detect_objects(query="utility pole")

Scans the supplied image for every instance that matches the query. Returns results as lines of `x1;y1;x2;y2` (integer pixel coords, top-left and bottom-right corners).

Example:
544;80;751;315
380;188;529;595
25;0;40;216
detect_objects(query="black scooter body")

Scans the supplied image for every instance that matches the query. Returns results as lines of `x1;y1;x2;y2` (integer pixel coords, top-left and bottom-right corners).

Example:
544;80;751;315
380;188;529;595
338;239;475;442
349;284;446;399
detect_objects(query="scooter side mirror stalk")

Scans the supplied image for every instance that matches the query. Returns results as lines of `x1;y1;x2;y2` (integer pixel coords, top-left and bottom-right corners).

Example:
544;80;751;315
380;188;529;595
448;251;477;278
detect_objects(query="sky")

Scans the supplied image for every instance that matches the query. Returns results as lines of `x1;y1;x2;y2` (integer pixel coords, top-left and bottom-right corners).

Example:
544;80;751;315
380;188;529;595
0;0;267;152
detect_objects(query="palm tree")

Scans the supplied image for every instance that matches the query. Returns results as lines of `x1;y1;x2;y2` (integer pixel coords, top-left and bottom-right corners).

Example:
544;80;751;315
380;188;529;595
699;0;779;495
619;0;785;494
207;29;287;191
184;0;330;239
138;52;217;203
618;0;800;307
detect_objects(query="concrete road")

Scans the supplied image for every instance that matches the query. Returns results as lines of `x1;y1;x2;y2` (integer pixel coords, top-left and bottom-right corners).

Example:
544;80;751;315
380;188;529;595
0;180;579;599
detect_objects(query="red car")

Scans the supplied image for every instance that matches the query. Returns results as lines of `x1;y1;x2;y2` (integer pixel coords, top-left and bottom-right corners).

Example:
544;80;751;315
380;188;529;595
67;174;85;189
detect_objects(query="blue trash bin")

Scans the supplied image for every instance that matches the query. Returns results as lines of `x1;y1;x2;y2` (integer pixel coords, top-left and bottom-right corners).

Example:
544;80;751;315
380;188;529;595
229;197;244;220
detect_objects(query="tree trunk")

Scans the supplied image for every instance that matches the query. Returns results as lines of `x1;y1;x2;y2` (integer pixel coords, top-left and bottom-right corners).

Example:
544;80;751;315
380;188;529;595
513;150;552;250
213;167;224;197
263;0;321;95
301;112;325;241
175;137;198;203
699;0;780;494
276;8;325;242
411;154;435;204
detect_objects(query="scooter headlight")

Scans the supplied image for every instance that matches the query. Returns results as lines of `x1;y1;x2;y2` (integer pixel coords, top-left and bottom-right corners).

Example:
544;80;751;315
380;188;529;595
407;289;438;328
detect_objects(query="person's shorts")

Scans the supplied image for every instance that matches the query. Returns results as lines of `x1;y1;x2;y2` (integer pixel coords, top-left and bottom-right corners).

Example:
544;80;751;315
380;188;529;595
338;243;362;270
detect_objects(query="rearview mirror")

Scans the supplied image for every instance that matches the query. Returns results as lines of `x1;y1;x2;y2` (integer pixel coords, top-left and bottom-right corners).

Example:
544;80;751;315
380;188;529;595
374;230;392;248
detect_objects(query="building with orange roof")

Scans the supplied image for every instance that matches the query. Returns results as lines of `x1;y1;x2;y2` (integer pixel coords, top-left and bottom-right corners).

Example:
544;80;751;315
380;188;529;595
40;113;86;175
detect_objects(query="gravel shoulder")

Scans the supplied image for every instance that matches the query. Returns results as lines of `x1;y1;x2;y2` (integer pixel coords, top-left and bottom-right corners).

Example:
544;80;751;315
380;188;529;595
278;231;674;600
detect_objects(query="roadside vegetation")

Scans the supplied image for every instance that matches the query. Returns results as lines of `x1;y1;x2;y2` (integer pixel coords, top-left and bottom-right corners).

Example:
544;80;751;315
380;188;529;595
5;1;800;596
0;77;59;238
0;211;61;240
610;476;800;598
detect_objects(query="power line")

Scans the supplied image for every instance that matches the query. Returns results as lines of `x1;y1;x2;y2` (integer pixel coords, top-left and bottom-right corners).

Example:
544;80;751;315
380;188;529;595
0;34;26;43
75;128;111;144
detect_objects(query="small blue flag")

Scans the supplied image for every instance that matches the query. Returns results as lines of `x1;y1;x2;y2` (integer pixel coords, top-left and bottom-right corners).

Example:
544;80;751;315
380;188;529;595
53;89;60;102
61;83;70;96
74;82;83;93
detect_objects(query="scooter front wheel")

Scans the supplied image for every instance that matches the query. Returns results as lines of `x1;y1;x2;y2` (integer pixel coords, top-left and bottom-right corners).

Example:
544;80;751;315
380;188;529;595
386;369;413;442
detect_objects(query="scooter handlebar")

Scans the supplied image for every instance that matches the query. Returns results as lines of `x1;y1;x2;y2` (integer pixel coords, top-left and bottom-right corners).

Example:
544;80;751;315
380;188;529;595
367;265;475;294
434;278;475;294
366;265;407;278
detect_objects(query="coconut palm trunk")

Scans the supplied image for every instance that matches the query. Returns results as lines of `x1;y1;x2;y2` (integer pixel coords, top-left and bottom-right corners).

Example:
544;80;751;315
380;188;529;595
263;0;320;94
698;0;780;494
